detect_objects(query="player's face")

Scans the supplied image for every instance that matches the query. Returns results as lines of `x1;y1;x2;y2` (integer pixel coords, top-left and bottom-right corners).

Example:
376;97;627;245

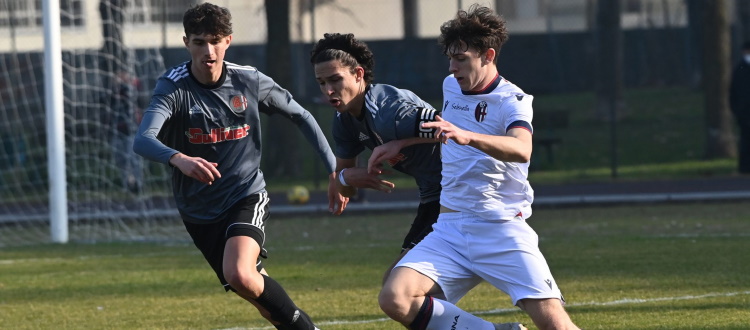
314;60;365;115
183;33;232;84
447;42;496;92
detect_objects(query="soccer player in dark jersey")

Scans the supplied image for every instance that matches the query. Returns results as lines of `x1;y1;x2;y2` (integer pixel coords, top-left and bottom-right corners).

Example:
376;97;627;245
134;3;338;329
310;33;442;282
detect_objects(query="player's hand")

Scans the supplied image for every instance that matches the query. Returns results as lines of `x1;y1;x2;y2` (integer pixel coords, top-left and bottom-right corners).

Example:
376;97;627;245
421;115;472;145
342;167;395;193
368;140;405;174
328;172;349;215
169;153;221;185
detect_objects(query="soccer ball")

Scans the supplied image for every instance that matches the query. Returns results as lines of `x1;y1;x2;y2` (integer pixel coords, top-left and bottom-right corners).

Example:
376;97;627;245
286;185;310;205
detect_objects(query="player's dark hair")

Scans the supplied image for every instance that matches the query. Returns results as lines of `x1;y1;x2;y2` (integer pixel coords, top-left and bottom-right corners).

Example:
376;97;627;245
310;33;375;83
438;4;509;63
183;2;233;38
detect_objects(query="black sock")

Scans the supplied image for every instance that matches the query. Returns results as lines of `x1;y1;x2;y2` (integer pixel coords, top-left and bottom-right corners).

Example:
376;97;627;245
409;296;434;330
255;275;315;330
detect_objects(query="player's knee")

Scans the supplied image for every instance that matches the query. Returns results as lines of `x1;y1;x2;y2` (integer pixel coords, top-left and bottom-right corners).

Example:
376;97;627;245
519;298;576;330
377;285;412;321
224;267;263;298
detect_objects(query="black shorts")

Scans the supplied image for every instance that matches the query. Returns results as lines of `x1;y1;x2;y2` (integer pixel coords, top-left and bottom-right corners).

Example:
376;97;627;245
401;199;440;251
183;192;269;291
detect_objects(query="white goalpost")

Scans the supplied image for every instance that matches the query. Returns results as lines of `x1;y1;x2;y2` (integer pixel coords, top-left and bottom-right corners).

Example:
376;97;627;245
43;0;68;243
0;0;189;247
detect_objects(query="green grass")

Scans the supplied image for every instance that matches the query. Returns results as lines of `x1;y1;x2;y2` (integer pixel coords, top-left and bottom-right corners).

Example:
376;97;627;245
2;201;749;329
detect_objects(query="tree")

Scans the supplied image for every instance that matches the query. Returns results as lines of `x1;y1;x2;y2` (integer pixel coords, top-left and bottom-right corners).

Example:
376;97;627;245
402;0;418;39
702;0;736;158
264;0;302;178
738;0;750;46
594;0;623;177
594;0;623;121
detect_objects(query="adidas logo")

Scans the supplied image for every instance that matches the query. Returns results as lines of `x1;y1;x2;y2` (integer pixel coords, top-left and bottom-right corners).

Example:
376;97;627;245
189;104;203;115
358;132;369;141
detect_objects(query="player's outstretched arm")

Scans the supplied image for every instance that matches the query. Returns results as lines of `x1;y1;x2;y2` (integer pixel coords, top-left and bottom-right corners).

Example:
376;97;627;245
368;138;436;174
340;167;395;193
422;115;532;162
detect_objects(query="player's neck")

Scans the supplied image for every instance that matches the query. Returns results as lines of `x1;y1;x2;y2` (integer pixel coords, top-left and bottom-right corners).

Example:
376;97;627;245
348;95;365;119
348;83;368;119
471;68;499;93
191;61;224;86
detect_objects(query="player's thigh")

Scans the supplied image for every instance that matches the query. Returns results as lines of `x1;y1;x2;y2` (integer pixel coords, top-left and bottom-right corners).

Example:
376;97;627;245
223;235;262;275
395;220;482;303
383;266;441;298
470;220;562;305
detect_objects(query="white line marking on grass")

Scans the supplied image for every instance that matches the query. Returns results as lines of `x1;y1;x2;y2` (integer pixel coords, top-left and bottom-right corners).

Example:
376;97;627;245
0;251;202;265
220;291;750;330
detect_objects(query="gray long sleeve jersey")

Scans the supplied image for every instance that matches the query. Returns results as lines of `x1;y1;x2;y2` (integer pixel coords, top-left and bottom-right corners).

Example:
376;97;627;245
333;84;441;203
134;61;335;223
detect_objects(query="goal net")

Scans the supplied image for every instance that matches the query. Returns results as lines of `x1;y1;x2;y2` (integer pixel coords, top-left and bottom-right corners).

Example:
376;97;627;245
0;0;189;247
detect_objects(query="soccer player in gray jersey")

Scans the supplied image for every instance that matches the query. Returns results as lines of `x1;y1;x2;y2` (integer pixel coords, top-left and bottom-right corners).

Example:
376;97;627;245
310;33;442;282
133;3;338;329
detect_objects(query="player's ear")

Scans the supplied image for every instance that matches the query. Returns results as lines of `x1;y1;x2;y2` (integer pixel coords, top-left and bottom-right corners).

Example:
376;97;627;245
183;36;189;48
484;48;496;65
355;66;364;82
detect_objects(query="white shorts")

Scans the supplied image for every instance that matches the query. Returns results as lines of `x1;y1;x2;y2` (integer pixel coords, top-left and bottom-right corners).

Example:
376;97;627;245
396;211;563;306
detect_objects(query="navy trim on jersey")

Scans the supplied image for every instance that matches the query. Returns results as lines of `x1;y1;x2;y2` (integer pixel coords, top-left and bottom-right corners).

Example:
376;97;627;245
461;73;501;95
507;120;532;134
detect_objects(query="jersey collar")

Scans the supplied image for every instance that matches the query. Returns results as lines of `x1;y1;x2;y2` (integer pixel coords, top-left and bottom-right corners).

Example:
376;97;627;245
461;73;501;95
187;61;227;89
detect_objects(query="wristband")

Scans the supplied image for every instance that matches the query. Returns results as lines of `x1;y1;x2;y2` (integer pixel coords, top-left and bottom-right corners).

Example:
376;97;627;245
338;168;350;186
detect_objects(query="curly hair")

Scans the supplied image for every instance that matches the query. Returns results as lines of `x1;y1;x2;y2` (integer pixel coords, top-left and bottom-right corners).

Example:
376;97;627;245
310;33;375;84
438;4;509;63
183;2;233;38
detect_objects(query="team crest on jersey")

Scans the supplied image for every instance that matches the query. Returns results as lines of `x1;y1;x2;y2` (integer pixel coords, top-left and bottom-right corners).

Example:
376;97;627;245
230;95;248;112
474;101;488;122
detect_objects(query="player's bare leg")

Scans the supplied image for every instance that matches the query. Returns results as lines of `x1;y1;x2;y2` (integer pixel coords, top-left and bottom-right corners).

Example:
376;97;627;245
380;267;525;329
517;298;579;330
224;236;317;329
379;266;440;324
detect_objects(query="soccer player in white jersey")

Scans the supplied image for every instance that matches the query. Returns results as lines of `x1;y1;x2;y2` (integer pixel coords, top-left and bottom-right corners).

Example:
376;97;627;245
378;5;580;330
134;3;339;329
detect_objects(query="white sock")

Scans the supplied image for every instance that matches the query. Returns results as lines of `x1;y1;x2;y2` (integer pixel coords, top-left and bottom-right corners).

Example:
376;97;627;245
426;298;494;330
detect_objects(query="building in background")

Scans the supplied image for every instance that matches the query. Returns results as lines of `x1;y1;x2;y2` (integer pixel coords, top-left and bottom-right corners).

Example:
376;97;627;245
0;0;694;53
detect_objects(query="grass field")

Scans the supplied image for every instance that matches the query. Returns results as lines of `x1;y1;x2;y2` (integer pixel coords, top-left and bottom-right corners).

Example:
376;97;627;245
2;201;749;329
